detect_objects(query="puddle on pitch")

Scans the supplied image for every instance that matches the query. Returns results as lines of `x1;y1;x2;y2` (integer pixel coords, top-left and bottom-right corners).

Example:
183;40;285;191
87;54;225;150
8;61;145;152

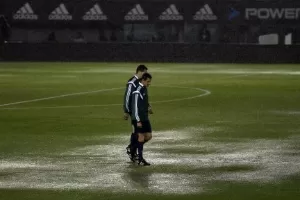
0;126;299;194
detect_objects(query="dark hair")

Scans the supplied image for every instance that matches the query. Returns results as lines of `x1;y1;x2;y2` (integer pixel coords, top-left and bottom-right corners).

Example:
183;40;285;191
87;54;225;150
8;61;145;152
136;64;148;73
141;72;152;81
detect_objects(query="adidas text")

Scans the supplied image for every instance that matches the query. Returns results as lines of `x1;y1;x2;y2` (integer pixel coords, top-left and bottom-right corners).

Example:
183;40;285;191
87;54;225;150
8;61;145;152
49;15;72;20
13;14;38;20
159;15;183;20
194;15;217;20
125;15;148;21
83;15;107;20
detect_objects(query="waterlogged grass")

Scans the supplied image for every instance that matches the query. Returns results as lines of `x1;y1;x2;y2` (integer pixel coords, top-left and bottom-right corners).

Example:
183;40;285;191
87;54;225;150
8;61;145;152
160;147;218;154
128;164;258;174
0;176;300;200
0;62;299;200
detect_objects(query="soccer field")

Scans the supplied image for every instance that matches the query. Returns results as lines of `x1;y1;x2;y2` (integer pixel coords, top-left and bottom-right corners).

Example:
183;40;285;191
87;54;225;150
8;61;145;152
0;62;299;200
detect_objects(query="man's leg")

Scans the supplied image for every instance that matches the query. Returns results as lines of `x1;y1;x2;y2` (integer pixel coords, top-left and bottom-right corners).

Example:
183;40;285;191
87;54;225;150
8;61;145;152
137;133;145;161
144;132;152;143
130;123;138;161
144;120;152;143
130;120;136;146
128;121;138;162
126;118;137;156
137;120;152;166
138;132;151;165
126;132;136;155
137;133;150;166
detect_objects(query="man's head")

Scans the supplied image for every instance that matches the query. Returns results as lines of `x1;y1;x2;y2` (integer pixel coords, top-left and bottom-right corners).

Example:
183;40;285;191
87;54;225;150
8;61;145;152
136;64;148;78
140;72;152;87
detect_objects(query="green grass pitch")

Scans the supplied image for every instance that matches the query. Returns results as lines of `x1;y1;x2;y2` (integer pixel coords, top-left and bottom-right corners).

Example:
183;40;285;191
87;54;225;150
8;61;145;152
0;62;299;200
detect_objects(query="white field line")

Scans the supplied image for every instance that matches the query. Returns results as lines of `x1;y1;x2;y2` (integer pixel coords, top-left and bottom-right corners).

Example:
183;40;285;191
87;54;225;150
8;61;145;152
0;87;124;107
0;86;211;110
0;68;276;110
153;86;211;103
3;68;300;75
220;74;250;79
0;74;17;77
270;110;300;115
69;69;300;75
51;75;77;78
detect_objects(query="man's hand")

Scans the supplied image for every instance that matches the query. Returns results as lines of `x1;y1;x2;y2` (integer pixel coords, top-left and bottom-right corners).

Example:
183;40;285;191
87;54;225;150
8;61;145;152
148;106;154;114
137;121;142;128
123;113;129;120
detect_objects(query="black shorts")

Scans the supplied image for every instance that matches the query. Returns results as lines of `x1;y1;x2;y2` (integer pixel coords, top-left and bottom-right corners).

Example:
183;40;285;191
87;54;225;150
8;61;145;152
132;120;152;134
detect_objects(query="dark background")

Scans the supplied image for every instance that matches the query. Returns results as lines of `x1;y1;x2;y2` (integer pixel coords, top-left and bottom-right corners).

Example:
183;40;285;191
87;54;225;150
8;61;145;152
1;0;299;63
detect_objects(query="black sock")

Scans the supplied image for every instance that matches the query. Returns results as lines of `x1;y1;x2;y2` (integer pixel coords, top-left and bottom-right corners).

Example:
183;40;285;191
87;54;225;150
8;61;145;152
130;133;135;145
137;142;144;160
133;133;138;153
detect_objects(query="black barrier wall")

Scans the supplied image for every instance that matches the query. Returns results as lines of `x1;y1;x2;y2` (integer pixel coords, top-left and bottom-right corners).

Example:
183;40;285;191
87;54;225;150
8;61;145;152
1;43;299;63
1;0;299;63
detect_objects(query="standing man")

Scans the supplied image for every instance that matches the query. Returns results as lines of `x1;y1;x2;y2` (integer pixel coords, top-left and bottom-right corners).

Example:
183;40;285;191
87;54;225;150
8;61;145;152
0;15;11;45
131;73;153;166
123;65;148;161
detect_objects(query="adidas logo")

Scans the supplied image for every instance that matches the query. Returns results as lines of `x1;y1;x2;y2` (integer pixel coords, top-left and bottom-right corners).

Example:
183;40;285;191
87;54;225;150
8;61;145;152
159;4;183;20
194;4;217;20
83;4;107;21
13;3;38;20
125;4;148;21
49;3;72;20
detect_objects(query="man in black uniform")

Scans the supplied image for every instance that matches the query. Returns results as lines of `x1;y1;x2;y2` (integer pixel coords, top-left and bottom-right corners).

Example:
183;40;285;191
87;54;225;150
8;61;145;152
131;73;153;166
123;65;148;161
0;15;11;45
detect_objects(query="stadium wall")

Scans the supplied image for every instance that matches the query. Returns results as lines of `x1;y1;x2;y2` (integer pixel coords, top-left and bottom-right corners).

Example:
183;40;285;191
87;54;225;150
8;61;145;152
1;43;299;63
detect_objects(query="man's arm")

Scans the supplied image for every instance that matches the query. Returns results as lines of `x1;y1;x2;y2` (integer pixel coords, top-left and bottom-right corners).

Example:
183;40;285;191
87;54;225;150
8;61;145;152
123;84;132;113
148;106;153;114
132;91;142;122
148;103;153;114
